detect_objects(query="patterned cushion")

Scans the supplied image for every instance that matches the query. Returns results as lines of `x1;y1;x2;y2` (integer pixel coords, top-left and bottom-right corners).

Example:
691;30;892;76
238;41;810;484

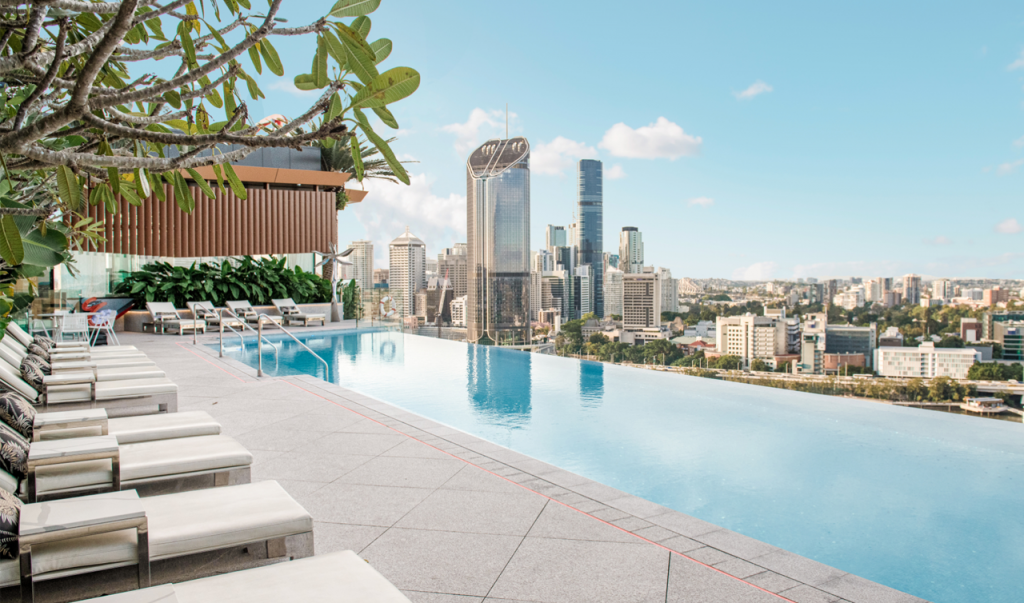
0;423;28;480
32;335;55;351
26;343;49;361
0;488;19;560
20;355;49;393
0;391;34;441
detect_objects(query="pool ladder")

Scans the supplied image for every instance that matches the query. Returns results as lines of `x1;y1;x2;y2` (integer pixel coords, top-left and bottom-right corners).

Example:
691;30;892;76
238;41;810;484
255;313;329;380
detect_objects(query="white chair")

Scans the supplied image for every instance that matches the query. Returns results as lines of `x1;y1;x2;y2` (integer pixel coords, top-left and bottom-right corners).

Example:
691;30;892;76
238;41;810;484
89;310;119;346
58;313;90;343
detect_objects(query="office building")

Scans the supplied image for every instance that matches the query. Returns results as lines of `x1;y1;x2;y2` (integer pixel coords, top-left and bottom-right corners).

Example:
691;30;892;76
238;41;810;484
541;271;570;321
717;313;787;370
796;313;828;374
964;287;984;301
606;253;619;270
423;276;454;325
825;323;877;368
425;257;438;280
883;290;902;308
437;244;468;297
372;268;389;287
833;287;865;310
932;279;953;301
620;270;667;344
825;280;838;305
991;321;1024;361
619;227;644;274
604;267;623;317
466;137;532;345
576;159;604;317
574;265;593;317
982;311;1024;340
530;270;542;321
983;287;1011;307
865;279;882;303
347;240;373;292
389;227;426;317
545;225;566;251
450;296;467;327
960;318;981;343
765;307;800;353
532;249;554;273
657;267;678;313
874;343;980;379
902;274;921;305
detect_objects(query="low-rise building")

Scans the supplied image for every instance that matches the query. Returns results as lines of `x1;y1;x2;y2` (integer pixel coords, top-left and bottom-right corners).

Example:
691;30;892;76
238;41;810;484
991;321;1024;362
960;318;981;343
878;326;904;347
982;287;1011;307
450;296;467;327
683;320;716;339
874;343;980;379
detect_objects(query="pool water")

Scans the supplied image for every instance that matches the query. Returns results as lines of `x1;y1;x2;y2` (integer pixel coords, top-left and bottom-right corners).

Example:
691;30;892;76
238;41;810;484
221;329;1024;603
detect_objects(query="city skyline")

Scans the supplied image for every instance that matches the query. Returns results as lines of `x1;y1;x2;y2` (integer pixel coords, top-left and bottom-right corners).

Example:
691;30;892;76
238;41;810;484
251;1;1024;280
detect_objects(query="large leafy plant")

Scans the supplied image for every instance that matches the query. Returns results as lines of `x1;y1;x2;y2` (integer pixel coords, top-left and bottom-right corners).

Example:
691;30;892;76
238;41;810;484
115;256;331;309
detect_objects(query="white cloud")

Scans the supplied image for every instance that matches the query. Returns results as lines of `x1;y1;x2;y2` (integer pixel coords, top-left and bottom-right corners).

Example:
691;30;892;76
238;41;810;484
441;108;517;157
1014;135;1024;148
996;158;1024;175
530;137;597;176
925;236;952;245
268;80;316;97
1008;50;1024;71
732;261;777;281
598;117;702;159
687;196;714;207
995;218;1022;234
349;174;466;266
735;80;773;100
791;260;908;279
605;164;627;180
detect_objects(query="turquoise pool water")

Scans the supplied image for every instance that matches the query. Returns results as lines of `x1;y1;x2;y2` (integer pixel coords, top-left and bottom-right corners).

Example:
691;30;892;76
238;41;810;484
221;329;1024;603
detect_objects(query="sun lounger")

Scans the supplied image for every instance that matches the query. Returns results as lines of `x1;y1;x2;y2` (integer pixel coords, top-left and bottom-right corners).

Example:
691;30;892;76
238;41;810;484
2;335;148;367
32;410;220;445
6;323;138;353
2;481;313;603
185;302;245;330
145;303;207;336
0;347;163;383
73;550;410;603
225;301;281;325
0;360;178;416
272;298;326;327
18;432;251;502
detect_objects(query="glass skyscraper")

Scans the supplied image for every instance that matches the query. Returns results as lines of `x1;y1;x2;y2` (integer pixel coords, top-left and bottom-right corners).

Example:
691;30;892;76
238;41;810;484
466;137;531;345
577;159;604;318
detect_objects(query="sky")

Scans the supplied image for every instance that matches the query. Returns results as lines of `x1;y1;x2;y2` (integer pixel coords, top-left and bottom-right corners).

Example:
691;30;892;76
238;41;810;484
252;0;1024;280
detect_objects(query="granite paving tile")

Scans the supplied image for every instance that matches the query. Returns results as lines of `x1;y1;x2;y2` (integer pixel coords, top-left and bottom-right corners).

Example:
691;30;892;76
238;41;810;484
526;500;639;544
685;547;737;566
745;571;802;594
487;537;670;603
666;556;780;603
402;592;484;603
395;488;548;536
441;466;530;494
303;483;434;526
647;511;723;539
312;521;387;555
336;456;466;489
659;535;705;554
697;529;781;561
610;516;654;532
816;574;928;603
778;584;842;603
588;507;630;523
604;495;673;519
569;480;629;503
362;528;522;597
380;438;460;460
630;525;680;543
252;451;375;483
749;550;849;587
270;411;366;432
714;557;767;580
233;425;330;452
293;431;408;456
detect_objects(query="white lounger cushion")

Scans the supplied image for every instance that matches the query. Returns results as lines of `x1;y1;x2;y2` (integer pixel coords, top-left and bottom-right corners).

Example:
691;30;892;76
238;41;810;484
31;435;252;494
0;481;311;585
54;344;138;352
47;378;178;404
37;411;221;444
51;359;158;372
76;551;411;603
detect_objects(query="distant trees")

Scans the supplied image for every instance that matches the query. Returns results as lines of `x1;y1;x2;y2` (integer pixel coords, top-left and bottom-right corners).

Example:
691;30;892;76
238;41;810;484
750;359;769;372
935;335;965;348
967;362;1023;382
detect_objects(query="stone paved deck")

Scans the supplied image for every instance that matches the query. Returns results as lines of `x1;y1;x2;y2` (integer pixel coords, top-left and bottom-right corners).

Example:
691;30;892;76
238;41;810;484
125;327;928;603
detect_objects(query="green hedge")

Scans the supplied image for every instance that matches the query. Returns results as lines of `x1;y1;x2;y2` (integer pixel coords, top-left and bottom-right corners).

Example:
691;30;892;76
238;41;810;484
115;256;332;309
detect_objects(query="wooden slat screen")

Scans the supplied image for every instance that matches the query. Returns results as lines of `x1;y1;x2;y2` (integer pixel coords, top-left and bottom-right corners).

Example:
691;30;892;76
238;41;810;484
83;185;338;257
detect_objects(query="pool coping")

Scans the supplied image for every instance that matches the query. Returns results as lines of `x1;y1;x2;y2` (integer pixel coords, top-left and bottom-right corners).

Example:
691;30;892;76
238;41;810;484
190;331;929;603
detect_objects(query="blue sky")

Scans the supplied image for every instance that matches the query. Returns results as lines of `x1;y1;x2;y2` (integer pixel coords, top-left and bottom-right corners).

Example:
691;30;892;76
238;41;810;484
256;1;1024;280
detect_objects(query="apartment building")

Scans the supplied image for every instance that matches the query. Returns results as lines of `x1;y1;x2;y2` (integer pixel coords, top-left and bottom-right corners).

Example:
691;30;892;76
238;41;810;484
716;313;787;369
874;343;980;379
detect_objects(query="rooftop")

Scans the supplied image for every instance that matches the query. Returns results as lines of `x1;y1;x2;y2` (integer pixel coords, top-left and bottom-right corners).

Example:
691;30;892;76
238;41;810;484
112;327;926;603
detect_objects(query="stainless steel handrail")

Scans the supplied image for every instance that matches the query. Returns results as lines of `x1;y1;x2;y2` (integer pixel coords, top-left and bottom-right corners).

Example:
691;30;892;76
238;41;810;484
256;313;328;380
217;313;246;357
217;308;279;358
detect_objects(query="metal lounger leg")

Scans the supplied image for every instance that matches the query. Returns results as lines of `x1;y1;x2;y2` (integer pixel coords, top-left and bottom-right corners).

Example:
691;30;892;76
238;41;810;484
20;546;33;603
137;520;150;588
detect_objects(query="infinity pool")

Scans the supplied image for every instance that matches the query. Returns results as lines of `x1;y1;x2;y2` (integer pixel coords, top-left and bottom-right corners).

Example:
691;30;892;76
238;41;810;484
222;329;1024;603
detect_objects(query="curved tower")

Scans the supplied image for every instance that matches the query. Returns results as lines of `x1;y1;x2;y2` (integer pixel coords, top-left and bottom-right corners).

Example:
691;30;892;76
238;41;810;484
466;137;531;345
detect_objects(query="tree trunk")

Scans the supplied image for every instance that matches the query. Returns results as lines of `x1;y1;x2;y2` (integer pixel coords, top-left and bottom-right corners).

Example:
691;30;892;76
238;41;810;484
322;261;334;283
